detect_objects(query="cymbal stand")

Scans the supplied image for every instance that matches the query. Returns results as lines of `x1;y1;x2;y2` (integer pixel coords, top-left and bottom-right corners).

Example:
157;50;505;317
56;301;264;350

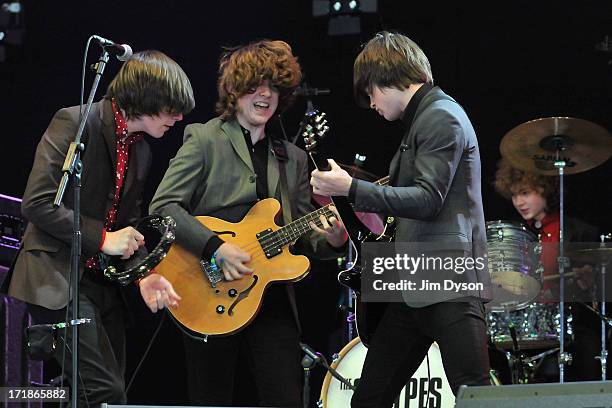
596;233;611;380
554;152;570;383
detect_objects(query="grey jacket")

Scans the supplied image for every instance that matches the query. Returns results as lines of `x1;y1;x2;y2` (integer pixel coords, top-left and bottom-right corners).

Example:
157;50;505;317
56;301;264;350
353;87;492;306
149;116;335;261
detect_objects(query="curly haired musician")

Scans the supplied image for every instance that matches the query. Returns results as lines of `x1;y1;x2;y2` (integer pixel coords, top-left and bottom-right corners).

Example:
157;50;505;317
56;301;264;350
149;40;347;406
494;158;602;381
310;31;492;406
1;50;194;405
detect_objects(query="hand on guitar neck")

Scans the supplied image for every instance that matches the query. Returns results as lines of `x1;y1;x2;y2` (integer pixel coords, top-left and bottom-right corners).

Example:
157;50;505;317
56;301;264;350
310;158;353;197
309;205;348;248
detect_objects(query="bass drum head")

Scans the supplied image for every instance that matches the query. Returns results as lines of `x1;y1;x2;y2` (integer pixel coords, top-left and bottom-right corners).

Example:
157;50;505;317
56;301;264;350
320;337;455;407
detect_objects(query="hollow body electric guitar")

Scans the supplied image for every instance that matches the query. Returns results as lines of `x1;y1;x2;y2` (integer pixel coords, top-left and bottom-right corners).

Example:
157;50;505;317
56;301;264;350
302;110;396;346
154;198;337;337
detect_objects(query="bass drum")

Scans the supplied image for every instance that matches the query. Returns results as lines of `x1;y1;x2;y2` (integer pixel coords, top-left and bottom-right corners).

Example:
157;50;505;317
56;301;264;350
319;337;455;408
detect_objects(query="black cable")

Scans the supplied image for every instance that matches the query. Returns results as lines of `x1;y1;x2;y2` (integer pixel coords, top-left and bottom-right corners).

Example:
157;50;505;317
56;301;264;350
425;352;431;408
126;310;167;393
80;36;93;119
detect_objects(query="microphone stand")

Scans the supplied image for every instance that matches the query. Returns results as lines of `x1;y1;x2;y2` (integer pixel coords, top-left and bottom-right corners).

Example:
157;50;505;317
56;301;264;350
300;343;355;394
52;48;110;407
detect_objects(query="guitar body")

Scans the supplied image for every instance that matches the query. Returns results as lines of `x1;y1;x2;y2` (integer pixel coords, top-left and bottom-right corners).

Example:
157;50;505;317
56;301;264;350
302;109;399;348
341;226;395;347
155;198;310;337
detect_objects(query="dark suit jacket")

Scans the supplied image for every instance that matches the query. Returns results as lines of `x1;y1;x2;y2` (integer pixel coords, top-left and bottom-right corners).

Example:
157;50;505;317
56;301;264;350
352;87;492;306
3;99;151;309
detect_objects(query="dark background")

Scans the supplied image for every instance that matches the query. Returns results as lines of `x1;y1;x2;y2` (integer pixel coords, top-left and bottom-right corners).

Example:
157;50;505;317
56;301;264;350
1;0;611;405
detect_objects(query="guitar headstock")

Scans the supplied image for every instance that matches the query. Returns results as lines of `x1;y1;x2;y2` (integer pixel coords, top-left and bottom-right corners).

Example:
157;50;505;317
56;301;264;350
302;110;330;154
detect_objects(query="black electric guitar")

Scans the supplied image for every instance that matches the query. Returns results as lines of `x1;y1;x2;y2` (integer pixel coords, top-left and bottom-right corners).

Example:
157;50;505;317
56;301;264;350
302;110;395;346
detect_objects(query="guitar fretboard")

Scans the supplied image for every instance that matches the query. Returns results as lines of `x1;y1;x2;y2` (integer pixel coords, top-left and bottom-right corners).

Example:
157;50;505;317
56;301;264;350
259;205;336;253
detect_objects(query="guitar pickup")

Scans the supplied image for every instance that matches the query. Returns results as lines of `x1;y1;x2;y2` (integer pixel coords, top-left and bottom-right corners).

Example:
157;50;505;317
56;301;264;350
200;259;224;288
256;228;283;259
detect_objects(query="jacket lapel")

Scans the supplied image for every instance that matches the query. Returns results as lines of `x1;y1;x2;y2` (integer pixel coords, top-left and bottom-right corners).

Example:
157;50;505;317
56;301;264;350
222;119;254;172
100;99;117;171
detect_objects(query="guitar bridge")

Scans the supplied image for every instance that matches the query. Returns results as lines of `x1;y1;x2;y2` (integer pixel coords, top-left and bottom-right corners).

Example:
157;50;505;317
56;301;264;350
200;259;224;287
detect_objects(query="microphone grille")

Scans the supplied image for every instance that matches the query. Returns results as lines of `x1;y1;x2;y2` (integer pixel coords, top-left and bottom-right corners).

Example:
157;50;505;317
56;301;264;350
117;44;133;62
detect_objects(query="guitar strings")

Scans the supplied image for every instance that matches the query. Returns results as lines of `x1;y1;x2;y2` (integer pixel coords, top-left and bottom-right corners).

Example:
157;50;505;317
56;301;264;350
209;204;337;265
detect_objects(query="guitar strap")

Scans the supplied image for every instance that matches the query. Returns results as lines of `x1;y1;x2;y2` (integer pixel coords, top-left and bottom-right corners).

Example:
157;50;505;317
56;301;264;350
271;137;303;334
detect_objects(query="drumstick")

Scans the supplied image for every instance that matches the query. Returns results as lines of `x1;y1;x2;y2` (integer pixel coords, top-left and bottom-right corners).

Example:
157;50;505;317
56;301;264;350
542;271;578;281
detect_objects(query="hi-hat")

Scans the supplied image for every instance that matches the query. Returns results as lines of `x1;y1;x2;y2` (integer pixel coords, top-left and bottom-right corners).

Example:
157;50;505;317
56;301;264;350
567;247;612;264
500;117;612;175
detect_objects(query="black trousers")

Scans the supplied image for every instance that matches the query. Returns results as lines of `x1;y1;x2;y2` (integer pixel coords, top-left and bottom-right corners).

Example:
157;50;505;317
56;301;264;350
182;286;302;407
352;301;490;408
27;273;127;407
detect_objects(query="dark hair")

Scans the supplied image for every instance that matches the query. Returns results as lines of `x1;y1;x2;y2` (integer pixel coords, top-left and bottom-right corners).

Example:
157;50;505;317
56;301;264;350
494;159;560;212
107;50;195;118
215;40;302;119
354;31;433;108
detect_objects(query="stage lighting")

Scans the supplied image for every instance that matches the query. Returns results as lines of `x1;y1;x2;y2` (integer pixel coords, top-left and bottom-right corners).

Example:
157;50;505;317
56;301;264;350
0;1;24;62
312;0;377;36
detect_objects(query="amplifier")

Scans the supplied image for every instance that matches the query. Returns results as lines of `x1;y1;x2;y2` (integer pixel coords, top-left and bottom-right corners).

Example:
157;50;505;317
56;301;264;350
456;380;612;408
0;193;24;267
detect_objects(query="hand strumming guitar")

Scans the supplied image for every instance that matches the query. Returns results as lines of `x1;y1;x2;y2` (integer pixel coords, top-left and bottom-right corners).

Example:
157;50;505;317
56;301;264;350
216;242;254;281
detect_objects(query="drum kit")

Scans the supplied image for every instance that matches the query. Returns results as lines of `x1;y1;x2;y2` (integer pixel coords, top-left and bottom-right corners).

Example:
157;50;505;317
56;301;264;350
314;117;612;406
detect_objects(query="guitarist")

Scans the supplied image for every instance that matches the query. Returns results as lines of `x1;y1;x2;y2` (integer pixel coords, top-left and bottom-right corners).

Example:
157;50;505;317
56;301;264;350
149;40;347;407
310;31;492;406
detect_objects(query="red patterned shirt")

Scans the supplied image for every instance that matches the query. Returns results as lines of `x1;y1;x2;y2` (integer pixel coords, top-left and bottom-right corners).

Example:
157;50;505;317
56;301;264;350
528;212;560;298
86;99;144;270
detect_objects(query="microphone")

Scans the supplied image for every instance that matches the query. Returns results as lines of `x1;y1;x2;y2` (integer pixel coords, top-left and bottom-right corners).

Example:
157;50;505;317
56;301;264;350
294;84;331;97
92;35;133;61
299;342;322;363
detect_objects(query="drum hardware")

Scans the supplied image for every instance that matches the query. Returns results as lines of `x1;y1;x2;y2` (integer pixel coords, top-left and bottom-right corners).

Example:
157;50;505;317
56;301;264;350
568;233;612;381
504;347;560;384
500;116;612;382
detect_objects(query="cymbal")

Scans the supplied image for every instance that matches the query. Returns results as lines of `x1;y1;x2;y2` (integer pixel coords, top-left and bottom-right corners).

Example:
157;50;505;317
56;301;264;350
339;163;380;181
500;117;612;175
567;247;612;264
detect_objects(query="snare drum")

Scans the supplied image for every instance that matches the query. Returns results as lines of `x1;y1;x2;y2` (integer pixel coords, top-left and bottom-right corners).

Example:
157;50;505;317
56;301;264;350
486;220;540;311
319;337;454;408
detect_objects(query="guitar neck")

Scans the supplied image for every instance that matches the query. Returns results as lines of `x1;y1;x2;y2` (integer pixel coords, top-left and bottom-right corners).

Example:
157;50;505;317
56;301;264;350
273;205;337;247
309;151;373;243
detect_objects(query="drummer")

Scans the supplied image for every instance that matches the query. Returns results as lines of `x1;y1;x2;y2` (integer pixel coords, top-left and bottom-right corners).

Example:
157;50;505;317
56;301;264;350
493;158;603;381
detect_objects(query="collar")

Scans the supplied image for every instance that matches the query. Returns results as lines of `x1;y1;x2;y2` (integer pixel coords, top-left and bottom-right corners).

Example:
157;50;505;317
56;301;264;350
111;98;144;143
528;212;560;231
400;83;434;129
